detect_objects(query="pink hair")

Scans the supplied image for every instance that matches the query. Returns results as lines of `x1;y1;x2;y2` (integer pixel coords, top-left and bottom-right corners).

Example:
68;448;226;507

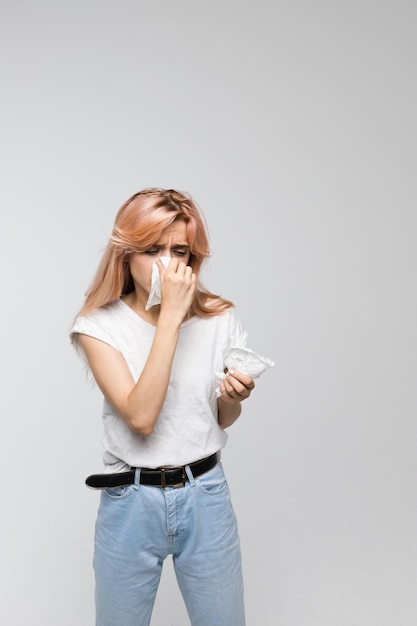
74;188;233;319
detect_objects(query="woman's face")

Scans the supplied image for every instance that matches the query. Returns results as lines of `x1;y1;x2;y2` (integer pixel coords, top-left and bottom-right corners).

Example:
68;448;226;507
128;218;191;299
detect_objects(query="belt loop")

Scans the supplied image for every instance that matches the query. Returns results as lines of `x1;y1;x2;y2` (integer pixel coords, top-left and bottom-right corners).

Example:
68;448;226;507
134;467;141;489
184;464;195;486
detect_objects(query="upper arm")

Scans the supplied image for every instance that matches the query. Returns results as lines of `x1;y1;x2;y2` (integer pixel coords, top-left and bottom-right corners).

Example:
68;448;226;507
77;333;136;417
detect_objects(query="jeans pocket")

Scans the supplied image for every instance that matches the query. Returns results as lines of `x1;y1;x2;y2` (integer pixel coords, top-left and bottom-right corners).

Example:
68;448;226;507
103;484;135;499
195;462;229;495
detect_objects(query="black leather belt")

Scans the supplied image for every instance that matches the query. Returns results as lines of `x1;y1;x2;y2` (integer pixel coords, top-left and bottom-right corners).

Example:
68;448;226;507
85;453;218;490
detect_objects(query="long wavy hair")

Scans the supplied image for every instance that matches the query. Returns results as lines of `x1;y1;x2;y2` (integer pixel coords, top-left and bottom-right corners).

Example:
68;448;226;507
74;188;233;319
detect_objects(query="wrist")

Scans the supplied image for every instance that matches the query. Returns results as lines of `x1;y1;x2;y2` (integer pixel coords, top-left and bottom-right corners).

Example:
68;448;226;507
157;311;183;332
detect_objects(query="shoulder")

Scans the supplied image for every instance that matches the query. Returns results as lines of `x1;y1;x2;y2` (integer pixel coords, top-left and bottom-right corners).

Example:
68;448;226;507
194;303;247;346
198;302;244;336
70;300;126;352
72;300;125;329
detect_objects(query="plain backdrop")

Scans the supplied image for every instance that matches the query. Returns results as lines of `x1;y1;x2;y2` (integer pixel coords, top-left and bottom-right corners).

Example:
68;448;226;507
1;1;416;625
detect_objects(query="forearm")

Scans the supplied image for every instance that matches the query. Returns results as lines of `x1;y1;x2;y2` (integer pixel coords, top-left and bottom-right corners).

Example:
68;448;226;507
125;315;181;435
217;397;242;429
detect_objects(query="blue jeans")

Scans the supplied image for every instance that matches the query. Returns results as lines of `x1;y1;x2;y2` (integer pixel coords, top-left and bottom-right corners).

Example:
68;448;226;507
93;460;246;626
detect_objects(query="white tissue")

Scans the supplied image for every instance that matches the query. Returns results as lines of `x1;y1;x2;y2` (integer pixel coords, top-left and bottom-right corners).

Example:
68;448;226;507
145;256;171;310
215;347;275;397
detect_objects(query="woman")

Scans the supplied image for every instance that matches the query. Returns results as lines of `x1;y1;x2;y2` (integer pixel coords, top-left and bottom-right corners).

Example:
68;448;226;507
70;188;255;626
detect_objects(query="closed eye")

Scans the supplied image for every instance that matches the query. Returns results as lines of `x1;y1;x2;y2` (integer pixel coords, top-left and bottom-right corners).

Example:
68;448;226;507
144;246;190;256
173;248;189;256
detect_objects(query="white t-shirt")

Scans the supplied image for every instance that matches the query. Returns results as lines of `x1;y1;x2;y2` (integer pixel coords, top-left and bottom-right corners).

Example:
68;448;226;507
70;299;248;472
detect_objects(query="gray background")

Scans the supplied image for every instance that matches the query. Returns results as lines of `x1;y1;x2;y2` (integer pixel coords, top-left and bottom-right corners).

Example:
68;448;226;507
1;1;416;625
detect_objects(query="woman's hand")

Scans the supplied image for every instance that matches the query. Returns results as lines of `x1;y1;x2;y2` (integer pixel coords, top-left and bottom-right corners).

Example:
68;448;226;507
217;369;255;429
219;369;255;403
158;257;197;323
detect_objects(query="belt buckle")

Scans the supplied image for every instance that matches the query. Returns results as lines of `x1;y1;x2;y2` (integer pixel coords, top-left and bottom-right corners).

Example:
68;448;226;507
172;467;187;489
159;466;186;489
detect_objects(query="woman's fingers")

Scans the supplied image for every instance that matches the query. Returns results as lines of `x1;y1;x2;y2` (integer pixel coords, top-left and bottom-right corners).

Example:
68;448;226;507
222;370;255;400
159;258;192;278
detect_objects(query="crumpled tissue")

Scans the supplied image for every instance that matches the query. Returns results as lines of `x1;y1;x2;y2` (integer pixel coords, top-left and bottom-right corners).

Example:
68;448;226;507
215;347;275;397
145;256;171;310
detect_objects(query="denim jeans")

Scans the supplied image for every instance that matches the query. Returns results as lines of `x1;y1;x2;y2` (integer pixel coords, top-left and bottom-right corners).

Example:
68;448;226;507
93;460;246;626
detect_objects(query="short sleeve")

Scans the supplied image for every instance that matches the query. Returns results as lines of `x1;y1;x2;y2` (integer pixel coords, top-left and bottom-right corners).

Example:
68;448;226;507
70;313;119;361
227;307;248;349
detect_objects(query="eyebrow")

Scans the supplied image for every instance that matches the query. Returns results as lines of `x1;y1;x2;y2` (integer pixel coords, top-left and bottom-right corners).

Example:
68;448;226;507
150;243;190;249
